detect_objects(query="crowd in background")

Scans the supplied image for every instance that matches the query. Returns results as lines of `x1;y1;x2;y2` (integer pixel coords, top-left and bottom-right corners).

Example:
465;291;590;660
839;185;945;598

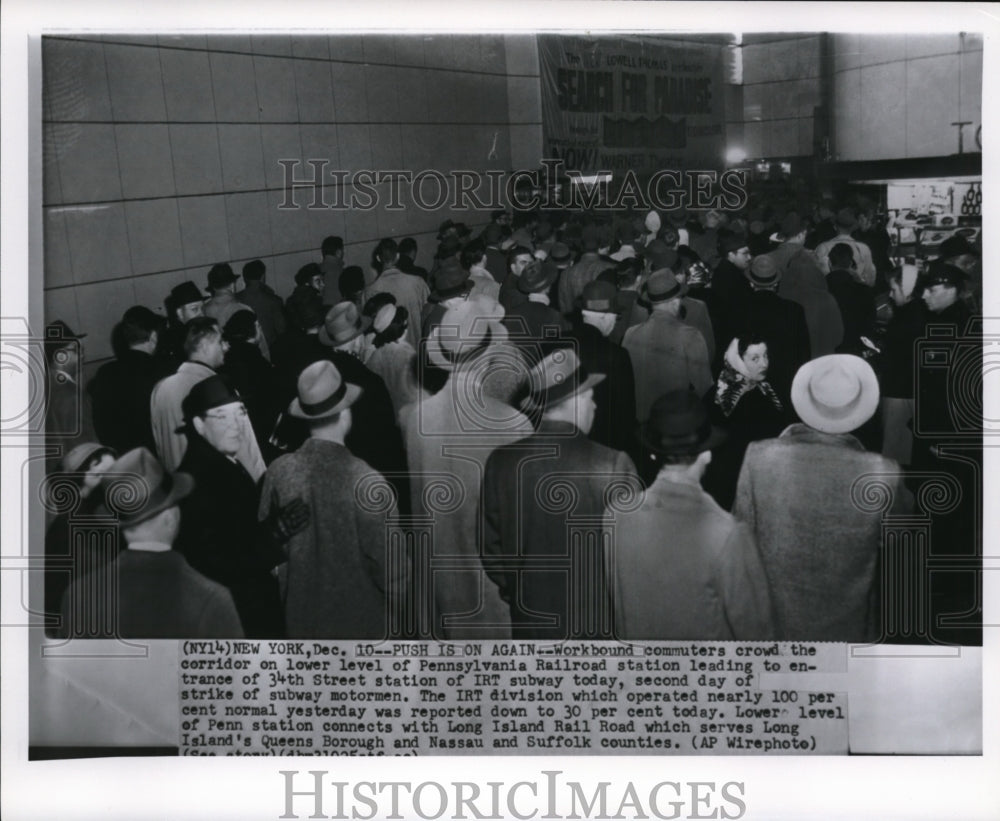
43;198;982;644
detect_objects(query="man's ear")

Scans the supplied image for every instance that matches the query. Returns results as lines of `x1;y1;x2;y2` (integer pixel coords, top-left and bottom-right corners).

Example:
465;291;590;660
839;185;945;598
192;416;207;438
149;330;159;348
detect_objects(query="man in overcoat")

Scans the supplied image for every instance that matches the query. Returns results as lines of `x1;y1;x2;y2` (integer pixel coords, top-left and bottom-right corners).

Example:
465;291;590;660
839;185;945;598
260;360;408;639
733;355;913;641
482;348;638;639
400;295;533;638
608;390;774;640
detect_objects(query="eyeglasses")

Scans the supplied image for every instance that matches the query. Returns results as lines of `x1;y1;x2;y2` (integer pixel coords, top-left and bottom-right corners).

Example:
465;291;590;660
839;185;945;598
204;405;248;424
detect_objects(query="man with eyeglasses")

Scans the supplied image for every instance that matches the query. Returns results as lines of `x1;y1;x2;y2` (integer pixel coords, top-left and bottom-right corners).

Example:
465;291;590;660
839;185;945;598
176;376;308;638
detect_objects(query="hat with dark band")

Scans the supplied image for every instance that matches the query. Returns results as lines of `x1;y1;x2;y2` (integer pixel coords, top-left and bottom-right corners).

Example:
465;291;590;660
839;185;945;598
747;254;780;286
429;258;474;303
320;301;369;347
521;348;605;414
426;295;508;371
577;280;619;313
60;442;116;474
641;270;686;303
288;360;362;420
180;376;242;429
98;447;194;527
518;260;560;295
791;354;879;434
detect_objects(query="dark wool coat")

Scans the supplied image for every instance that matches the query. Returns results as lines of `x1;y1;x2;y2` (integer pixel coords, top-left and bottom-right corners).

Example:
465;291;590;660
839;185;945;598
259;438;407;639
60;550;244;639
733;290;811;407
826;269;877;355
177;434;285;638
569;320;637;454
733;424;913;641
482;420;638;639
88;349;172;455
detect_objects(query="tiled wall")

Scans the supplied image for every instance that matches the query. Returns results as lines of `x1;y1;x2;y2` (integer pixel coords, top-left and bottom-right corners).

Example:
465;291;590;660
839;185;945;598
43;34;543;364
832;33;982;162
740;34;821;159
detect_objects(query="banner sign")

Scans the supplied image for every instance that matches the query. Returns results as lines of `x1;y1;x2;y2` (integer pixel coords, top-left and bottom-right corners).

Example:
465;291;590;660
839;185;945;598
538;35;727;177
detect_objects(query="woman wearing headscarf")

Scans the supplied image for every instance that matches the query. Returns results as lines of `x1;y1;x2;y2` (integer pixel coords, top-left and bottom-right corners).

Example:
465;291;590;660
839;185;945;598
703;335;789;510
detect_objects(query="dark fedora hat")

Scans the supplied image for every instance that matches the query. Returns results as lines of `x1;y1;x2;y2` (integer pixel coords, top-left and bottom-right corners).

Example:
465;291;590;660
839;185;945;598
641;270;686;303
638;389;726;457
549;242;573;266
518;259;560;294
169;280;205;308
179;376;242;430
319;301;369;347
288;360;362;420
521;348;605;414
207;262;238;291
429;257;473;302
98;447;195;527
577;279;619;313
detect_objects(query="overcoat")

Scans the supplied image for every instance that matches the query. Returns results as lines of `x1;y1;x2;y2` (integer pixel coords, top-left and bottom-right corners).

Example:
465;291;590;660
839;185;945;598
733;424;913;641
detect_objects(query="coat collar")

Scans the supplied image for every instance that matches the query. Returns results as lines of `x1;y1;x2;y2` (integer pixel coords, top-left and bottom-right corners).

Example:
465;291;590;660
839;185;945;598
778;423;865;451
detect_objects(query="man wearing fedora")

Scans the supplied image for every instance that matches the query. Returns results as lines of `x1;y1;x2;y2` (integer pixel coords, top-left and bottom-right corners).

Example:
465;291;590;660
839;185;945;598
260;360;408;638
321;302;409;509
58;447;244;638
203;263;248;332
151;317;266;480
623;270;713;423
736;254;811;407
609;390;774;640
813;207;877;287
503;259;572;363
557;226;611;315
482;349;638;639
569;280;637;453
400;295;533;638
162;280;206;364
176;376;300;637
733;355;913;641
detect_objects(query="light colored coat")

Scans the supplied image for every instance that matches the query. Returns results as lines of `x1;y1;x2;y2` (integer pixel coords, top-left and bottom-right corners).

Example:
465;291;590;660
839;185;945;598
259;438;407;638
608;470;774;640
623;310;713;422
400;371;533;638
733;424;913;641
150;361;265;479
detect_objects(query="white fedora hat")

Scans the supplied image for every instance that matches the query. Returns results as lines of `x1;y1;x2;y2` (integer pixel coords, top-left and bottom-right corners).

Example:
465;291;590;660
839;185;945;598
791;354;879;434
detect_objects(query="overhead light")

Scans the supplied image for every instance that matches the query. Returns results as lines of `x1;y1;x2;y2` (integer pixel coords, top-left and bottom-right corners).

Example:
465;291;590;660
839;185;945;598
725;146;747;164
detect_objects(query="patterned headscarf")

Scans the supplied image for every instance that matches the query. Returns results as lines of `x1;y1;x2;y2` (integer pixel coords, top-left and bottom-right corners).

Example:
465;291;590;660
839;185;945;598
714;338;783;417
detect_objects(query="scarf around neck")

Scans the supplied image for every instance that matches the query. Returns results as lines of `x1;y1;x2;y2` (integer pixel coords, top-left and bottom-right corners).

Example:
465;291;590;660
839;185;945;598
714;338;783;417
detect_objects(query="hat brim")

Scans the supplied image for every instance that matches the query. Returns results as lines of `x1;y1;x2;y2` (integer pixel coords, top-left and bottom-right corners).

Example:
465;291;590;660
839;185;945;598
60;442;109;473
426;318;508;371
791;354;879;434
319;324;363;348
520;371;606;414
287;383;362;420
117;471;195;528
636;421;727;457
429;278;474;303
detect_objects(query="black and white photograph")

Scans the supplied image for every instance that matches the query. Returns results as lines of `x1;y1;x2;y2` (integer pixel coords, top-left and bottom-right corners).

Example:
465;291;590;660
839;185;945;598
2;1;996;819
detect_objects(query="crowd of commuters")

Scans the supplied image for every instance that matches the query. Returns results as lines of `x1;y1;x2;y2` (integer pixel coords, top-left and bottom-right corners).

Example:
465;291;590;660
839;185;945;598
44;201;982;643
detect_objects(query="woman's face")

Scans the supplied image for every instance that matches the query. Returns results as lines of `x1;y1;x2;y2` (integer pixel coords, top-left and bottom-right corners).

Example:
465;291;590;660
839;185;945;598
742;343;769;381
